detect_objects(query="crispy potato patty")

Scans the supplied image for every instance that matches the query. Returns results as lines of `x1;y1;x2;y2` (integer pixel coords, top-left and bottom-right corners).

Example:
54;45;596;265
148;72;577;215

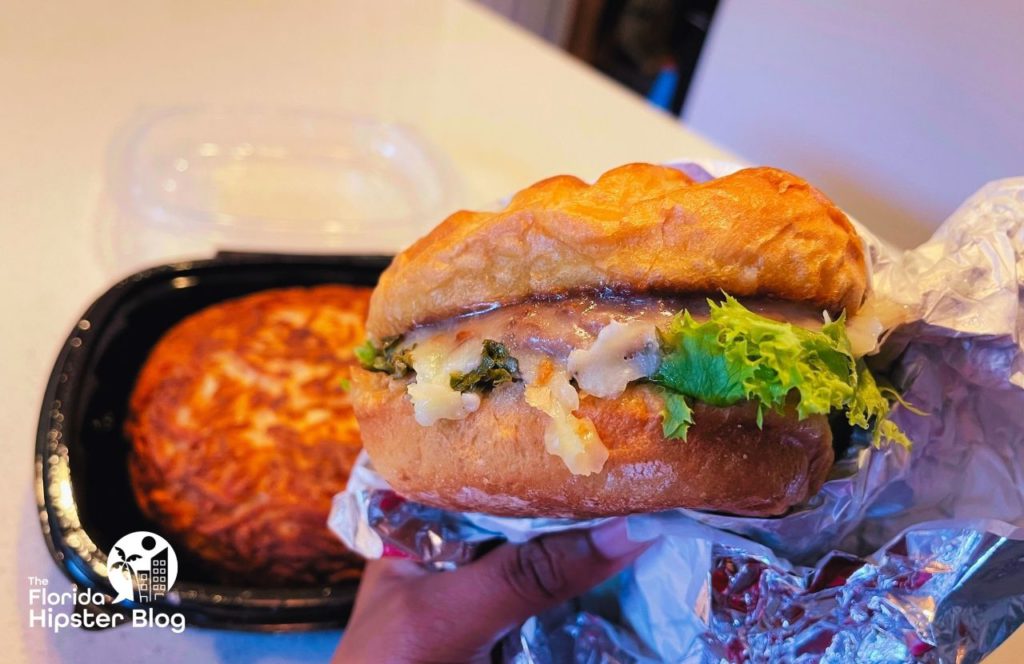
126;285;371;585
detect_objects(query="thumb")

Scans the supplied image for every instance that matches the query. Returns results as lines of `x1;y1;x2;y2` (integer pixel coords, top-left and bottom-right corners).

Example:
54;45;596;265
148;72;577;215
422;518;649;646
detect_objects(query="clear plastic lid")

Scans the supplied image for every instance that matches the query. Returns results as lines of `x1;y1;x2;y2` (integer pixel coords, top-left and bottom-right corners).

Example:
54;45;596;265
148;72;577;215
96;108;460;273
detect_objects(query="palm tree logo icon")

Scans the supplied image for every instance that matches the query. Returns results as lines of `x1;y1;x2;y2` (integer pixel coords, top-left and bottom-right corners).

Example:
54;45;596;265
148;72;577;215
109;546;144;601
107;531;178;604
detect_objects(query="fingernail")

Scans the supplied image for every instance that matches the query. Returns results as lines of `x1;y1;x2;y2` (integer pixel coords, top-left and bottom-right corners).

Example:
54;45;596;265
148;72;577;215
589;518;650;560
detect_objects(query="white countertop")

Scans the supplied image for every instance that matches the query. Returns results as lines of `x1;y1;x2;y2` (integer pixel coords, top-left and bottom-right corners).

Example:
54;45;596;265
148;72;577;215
1;1;1018;662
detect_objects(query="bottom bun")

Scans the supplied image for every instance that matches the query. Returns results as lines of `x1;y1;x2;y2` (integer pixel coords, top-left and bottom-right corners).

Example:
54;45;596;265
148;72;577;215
350;370;834;517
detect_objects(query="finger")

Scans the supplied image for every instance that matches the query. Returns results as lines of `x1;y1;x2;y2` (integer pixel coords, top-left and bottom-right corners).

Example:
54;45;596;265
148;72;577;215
344;557;427;620
364;556;430;583
420;518;650;644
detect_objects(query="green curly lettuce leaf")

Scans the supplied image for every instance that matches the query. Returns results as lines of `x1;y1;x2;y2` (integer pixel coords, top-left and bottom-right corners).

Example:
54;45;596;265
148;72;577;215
651;294;913;448
660;391;695;441
652;313;750;407
846;362;914;449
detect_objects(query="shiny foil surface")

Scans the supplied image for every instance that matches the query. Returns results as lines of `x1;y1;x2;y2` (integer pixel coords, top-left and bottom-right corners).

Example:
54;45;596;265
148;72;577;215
329;168;1024;662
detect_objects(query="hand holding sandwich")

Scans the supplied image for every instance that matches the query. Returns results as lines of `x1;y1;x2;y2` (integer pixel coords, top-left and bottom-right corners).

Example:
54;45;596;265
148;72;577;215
333;163;918;661
332;519;649;663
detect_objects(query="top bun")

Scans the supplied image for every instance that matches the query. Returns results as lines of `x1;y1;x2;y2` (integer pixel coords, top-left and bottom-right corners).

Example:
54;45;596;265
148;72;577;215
367;164;867;339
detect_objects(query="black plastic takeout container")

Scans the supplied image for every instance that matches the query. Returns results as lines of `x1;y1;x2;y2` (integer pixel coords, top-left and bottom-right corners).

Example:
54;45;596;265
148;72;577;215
36;252;391;631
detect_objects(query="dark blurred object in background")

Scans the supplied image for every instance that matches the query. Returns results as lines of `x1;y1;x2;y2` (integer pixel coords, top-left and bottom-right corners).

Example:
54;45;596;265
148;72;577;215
576;0;718;113
477;0;718;115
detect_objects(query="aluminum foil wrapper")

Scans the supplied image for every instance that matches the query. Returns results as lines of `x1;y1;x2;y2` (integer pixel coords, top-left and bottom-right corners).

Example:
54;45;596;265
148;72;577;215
329;168;1024;662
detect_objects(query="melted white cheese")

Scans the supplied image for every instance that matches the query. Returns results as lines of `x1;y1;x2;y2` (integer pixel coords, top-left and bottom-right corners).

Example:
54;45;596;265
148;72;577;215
845;297;915;357
523;359;608;476
406;334;483;426
407;382;481;426
845;314;884;358
567;320;659;399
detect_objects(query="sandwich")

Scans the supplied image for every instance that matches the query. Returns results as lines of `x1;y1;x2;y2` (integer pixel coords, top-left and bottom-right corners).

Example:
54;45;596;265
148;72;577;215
350;164;910;518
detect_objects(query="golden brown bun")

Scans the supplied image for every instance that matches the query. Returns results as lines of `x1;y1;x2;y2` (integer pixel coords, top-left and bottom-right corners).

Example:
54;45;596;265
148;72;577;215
367;164;866;339
351;369;834;517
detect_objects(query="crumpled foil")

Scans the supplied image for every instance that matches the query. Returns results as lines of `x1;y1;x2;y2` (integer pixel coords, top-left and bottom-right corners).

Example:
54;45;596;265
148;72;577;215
329;166;1024;662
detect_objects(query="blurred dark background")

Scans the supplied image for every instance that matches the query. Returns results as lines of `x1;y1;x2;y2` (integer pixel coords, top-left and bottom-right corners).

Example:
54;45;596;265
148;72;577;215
478;0;719;115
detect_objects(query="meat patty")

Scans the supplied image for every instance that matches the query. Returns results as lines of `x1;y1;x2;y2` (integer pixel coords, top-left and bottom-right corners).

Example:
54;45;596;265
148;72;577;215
405;293;826;360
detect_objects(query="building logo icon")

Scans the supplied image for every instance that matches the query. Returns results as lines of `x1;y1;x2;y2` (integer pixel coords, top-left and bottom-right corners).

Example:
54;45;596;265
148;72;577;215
107;531;179;604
